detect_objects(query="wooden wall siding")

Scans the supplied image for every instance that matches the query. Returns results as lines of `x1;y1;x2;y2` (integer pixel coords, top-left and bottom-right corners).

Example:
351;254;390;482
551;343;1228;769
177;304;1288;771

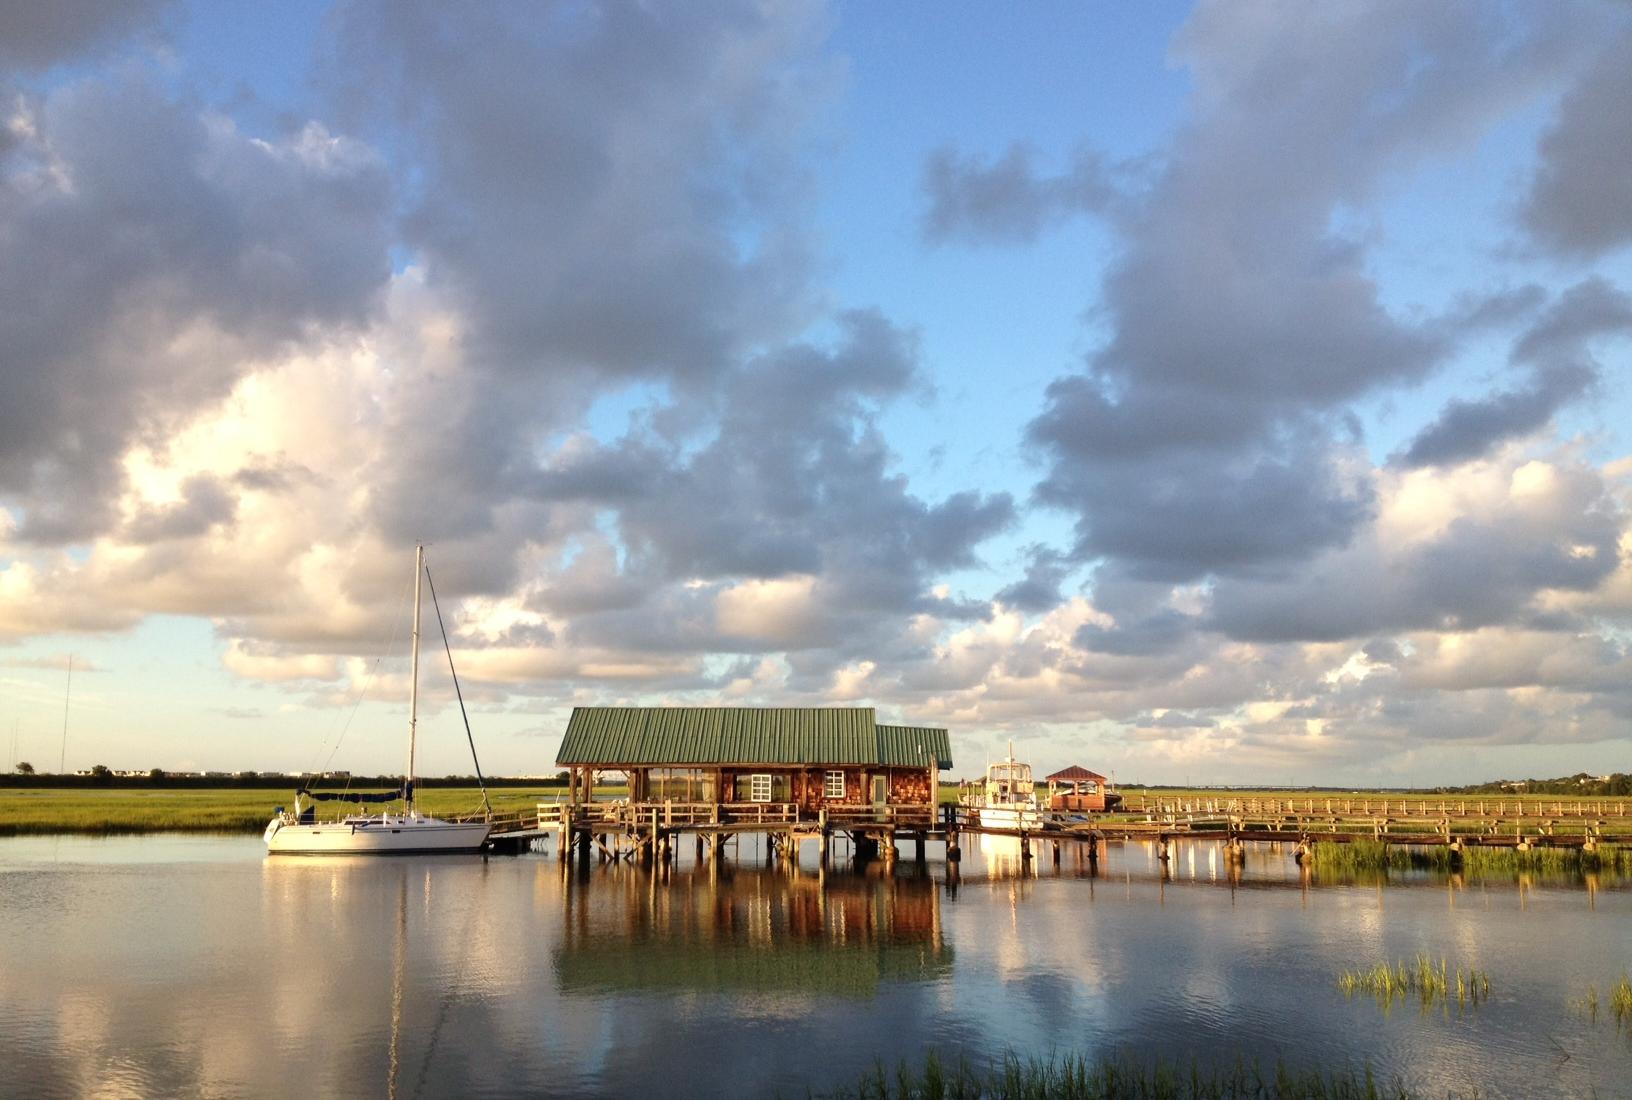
669;766;934;808
791;767;862;812
888;769;933;805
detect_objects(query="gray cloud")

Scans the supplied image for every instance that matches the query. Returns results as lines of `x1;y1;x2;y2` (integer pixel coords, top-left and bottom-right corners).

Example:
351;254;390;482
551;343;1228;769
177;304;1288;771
1511;277;1632;365
995;546;1073;613
316;1;837;570
1141;710;1215;730
124;475;237;543
920;144;1120;246
1522;32;1632;259
1208;463;1621;644
1401;278;1631;467
1002;6;1610;590
0;72;392;542
0;0;169;69
1399;364;1594;468
327;0;824;382
1033;413;1374;580
553;311;1015;654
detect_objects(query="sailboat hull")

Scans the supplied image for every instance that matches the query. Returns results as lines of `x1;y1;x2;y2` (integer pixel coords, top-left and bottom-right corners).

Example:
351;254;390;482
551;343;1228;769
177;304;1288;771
264;815;490;854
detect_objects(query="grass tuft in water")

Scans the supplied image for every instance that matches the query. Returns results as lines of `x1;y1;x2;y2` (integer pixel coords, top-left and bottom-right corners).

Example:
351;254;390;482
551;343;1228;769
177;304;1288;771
1566;972;1632;1031
812;1052;1428;1100
1579;973;1632;1031
1336;954;1489;1011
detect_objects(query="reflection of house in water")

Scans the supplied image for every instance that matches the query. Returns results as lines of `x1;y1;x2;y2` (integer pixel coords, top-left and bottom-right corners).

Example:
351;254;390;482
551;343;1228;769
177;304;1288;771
553;867;950;998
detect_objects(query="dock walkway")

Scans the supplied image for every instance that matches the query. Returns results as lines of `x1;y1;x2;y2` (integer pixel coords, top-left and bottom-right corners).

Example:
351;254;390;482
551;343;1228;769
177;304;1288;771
476;793;1632;870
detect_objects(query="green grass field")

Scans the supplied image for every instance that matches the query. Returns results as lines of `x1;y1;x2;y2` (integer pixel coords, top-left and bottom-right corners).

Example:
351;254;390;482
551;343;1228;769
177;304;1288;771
0;786;564;835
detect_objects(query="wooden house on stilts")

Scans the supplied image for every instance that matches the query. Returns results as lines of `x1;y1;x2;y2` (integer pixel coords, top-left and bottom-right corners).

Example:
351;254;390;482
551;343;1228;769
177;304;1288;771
552;706;952;864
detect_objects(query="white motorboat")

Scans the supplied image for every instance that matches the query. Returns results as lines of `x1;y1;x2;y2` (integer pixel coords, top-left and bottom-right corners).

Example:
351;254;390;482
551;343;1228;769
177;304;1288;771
265;545;491;855
959;744;1046;832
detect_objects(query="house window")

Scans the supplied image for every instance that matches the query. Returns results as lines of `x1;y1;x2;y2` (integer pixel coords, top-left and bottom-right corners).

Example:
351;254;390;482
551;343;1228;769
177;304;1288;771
824;770;845;799
749;773;773;803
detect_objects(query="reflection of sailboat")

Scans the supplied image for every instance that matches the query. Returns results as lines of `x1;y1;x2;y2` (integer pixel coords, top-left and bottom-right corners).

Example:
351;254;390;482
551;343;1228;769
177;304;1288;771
387;870;406;1100
264;546;491;854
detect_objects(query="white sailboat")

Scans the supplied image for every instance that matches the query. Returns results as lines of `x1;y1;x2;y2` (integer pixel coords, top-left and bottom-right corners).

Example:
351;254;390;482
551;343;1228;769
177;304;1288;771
264;545;491;854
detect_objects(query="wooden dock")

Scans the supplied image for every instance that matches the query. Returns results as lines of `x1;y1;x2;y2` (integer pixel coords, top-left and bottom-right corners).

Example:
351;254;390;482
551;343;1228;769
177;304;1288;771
949;792;1632;870
477;793;1632;875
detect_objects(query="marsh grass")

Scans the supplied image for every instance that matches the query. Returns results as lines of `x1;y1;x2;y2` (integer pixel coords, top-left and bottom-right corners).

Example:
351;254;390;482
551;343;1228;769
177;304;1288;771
1309;840;1629;878
1336;955;1489;1012
813;1052;1427;1100
0;787;558;835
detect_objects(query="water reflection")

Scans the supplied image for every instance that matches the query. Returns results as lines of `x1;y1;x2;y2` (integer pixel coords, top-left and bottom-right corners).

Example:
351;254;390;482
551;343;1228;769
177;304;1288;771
1;835;1629;1100
556;862;949;999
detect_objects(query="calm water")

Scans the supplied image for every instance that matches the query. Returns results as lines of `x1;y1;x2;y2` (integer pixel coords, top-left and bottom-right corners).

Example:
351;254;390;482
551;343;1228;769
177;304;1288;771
1;833;1628;1099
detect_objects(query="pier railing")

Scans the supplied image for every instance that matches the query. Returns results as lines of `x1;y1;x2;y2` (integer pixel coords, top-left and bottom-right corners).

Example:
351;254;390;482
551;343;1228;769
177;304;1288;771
1119;796;1628;819
537;799;940;832
824;805;936;829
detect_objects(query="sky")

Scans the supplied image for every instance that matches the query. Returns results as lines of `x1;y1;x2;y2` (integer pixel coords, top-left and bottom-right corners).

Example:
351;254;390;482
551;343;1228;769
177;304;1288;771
2;1;1631;786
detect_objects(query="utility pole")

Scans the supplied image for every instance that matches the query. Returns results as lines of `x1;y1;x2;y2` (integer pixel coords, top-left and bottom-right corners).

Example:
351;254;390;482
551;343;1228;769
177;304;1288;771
58;655;73;774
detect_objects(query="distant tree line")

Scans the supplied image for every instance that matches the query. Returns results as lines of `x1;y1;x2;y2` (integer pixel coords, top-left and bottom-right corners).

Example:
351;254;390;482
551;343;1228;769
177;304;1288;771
3;766;568;790
1431;772;1631;797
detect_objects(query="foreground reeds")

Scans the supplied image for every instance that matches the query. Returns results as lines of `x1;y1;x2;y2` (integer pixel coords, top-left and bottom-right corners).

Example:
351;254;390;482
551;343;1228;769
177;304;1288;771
1336;955;1489;1011
813;1052;1428;1100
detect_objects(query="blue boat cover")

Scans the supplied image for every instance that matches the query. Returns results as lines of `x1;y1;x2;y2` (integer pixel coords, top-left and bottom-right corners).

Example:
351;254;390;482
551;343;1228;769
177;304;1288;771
297;782;410;804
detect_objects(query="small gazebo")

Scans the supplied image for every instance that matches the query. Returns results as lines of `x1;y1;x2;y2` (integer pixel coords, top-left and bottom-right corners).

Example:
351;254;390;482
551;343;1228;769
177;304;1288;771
1043;765;1122;812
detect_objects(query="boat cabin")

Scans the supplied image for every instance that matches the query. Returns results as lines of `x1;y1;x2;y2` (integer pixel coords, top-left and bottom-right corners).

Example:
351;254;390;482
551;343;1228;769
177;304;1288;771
554;707;952;829
963;758;1035;809
1043;765;1121;812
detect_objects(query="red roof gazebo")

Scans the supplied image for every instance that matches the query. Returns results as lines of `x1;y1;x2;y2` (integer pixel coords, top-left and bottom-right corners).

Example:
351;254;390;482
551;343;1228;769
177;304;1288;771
1045;765;1108;783
1043;765;1121;812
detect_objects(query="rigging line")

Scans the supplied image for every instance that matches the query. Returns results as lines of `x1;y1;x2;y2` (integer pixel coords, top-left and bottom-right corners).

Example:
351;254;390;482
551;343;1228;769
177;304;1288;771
423;563;491;820
306;577;413;781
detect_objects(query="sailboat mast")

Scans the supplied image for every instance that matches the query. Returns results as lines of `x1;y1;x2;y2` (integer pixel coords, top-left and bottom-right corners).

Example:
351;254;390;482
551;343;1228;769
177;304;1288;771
407;544;423;813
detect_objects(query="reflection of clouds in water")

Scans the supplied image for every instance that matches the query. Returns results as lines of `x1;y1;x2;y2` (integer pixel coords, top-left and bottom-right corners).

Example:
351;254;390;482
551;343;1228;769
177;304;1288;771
3;837;1630;1098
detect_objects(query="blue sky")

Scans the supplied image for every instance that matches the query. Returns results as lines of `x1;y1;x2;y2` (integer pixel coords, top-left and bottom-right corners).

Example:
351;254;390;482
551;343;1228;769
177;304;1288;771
2;1;1630;785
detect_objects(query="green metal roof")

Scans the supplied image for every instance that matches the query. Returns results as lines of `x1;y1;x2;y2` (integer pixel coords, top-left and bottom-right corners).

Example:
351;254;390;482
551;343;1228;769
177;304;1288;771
556;707;951;769
876;725;953;770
